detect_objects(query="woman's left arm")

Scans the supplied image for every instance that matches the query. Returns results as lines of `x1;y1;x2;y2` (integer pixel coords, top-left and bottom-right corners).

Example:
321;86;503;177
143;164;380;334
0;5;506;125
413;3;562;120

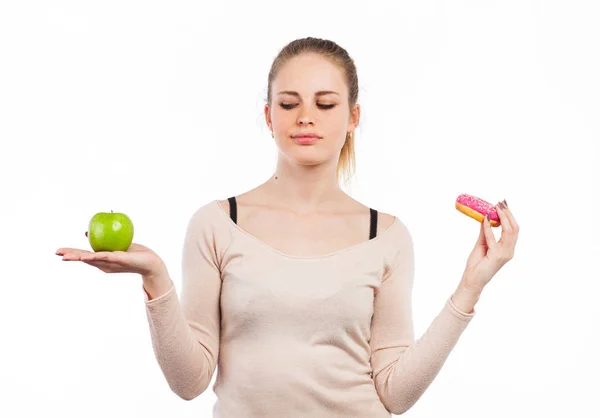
370;201;519;414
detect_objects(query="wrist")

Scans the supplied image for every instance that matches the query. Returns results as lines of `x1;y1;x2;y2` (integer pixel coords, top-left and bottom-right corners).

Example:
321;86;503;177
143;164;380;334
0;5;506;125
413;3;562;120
451;283;482;314
142;263;170;286
142;267;172;301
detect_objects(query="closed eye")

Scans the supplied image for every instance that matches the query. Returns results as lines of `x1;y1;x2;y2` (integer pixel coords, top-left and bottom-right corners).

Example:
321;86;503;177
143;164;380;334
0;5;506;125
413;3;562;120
280;103;336;110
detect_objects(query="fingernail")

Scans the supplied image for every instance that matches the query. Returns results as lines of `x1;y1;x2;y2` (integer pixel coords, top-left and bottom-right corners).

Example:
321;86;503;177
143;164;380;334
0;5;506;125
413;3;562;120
486;213;490;221
503;199;508;207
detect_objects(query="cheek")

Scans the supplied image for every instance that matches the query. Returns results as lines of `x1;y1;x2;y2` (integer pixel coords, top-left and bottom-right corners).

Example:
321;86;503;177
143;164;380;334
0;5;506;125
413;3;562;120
325;112;350;135
270;110;293;130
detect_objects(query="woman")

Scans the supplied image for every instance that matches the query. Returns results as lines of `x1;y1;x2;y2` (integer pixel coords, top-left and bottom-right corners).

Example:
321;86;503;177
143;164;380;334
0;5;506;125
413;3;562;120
56;37;519;417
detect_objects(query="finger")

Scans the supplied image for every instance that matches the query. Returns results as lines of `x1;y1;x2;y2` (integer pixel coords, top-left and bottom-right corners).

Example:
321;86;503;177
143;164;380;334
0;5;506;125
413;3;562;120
497;203;520;248
56;248;91;256
62;251;103;261
495;203;513;235
80;251;116;262
62;252;93;261
500;202;519;233
483;214;498;251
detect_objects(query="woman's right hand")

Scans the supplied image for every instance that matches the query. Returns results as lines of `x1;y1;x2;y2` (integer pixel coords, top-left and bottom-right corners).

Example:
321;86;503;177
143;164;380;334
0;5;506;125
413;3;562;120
56;240;166;279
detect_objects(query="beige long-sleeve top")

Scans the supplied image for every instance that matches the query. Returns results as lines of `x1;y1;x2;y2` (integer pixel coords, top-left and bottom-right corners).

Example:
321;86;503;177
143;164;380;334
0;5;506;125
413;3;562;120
142;199;475;417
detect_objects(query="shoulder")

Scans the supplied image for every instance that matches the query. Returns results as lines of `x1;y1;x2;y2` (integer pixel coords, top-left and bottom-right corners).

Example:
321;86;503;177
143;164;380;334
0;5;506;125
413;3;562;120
377;211;397;235
191;198;223;219
377;211;413;255
217;198;231;214
185;199;228;234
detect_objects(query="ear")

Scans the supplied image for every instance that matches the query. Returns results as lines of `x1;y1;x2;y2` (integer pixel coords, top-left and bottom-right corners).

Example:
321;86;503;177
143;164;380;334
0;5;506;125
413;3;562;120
348;103;361;133
264;104;273;132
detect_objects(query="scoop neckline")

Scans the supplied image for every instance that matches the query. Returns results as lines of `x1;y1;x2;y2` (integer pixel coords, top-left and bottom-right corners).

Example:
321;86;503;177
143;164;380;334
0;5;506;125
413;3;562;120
211;199;400;260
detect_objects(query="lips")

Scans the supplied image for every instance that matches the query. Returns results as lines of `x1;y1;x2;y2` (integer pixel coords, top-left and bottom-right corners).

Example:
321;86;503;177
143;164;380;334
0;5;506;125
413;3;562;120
292;134;321;144
292;133;321;139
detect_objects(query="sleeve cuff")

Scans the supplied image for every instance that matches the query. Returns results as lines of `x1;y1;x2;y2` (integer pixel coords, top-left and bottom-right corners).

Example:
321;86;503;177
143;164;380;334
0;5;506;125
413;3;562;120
447;296;476;320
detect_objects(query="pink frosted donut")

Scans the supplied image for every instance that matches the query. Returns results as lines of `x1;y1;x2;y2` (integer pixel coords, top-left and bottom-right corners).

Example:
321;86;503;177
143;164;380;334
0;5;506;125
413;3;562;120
455;193;500;227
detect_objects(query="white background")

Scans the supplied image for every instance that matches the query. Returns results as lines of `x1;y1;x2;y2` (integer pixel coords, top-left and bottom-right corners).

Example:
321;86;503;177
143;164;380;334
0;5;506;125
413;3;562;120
1;1;599;417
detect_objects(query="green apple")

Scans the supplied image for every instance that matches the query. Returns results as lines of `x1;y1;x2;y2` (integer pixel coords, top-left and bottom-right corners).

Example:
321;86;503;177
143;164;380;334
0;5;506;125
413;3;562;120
87;210;134;252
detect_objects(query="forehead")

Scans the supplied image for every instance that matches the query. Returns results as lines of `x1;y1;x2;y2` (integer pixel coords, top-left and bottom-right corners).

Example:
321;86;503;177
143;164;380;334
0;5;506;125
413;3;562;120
273;53;347;97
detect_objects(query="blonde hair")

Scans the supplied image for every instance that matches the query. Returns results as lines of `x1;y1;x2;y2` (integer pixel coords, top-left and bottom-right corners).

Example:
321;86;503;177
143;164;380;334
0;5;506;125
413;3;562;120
266;37;359;187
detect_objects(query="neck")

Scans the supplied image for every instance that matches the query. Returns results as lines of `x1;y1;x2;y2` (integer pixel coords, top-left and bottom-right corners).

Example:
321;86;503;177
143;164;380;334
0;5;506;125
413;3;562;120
263;161;346;215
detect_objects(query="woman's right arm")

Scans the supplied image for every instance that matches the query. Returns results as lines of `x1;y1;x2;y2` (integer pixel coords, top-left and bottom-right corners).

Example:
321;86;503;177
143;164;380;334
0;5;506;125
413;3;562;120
142;209;223;401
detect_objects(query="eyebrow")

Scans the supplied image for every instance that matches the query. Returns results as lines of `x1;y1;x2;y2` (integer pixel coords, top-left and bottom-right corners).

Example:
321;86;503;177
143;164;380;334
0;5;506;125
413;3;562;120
277;90;340;97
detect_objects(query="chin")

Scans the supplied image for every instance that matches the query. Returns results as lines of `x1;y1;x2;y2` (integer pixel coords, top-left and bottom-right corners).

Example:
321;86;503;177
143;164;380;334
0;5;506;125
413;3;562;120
288;152;335;167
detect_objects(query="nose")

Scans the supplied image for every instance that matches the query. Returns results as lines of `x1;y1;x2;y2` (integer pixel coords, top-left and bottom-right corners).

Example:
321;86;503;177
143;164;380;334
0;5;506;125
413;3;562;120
297;108;314;126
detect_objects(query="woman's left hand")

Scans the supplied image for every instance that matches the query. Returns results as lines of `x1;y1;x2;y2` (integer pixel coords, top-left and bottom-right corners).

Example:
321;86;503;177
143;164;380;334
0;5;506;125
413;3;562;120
460;200;520;293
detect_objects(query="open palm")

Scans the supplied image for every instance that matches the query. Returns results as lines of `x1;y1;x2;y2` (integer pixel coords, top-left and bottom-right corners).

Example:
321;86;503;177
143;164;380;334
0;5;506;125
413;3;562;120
56;240;165;277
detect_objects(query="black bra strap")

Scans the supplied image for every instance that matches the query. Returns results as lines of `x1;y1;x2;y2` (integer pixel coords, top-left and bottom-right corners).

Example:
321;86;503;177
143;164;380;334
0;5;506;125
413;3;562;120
228;196;237;224
369;208;378;240
227;196;378;240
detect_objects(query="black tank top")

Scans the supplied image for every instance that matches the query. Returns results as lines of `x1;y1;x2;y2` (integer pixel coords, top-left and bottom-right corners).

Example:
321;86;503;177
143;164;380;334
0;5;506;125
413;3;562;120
227;196;379;240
